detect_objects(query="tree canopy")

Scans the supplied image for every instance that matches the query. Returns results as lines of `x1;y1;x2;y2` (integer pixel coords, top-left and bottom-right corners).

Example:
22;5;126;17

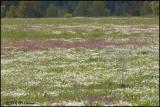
1;1;159;18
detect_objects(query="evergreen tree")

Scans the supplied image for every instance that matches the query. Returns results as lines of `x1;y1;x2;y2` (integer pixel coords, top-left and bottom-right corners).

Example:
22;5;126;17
16;2;25;17
1;1;157;17
57;8;66;17
1;5;7;17
88;1;109;17
114;1;125;16
45;4;58;17
129;1;143;16
114;1;143;16
38;1;51;16
73;1;91;16
6;5;17;17
16;1;40;17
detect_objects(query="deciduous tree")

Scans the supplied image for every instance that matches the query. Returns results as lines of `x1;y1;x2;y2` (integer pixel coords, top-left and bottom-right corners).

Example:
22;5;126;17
151;1;159;15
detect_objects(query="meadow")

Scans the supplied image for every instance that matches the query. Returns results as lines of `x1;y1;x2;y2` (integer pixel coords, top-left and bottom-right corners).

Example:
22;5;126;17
1;17;159;106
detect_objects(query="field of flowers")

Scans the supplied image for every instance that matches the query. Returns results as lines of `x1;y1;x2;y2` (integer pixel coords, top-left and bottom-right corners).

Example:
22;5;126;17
1;17;159;106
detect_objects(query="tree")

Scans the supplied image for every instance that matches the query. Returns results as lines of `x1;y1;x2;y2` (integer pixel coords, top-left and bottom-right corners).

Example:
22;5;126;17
1;5;7;17
2;1;158;17
57;8;67;17
16;1;40;17
45;4;58;17
114;1;127;16
38;1;51;16
16;2;25;17
73;1;91;16
151;1;159;15
140;1;152;16
126;1;142;16
88;1;109;17
6;5;17;17
113;1;143;16
66;1;78;13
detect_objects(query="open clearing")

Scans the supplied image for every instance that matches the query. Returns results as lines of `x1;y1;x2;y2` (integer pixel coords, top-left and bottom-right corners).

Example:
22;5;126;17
1;17;159;106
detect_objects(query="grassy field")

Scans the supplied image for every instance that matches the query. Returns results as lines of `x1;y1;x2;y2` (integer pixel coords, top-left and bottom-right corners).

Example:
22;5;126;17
1;17;159;106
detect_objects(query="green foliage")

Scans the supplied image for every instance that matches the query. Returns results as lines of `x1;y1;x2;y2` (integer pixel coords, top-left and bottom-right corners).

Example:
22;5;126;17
64;13;72;18
45;4;57;17
73;1;91;16
1;1;158;17
16;1;40;17
6;5;17;17
114;1;142;16
57;9;66;17
88;1;109;17
1;5;7;17
16;2;25;17
129;1;142;16
140;1;152;16
1;18;159;106
151;1;159;15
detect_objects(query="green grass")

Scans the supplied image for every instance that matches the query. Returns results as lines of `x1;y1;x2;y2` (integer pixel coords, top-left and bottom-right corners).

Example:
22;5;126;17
1;46;159;106
1;17;159;25
1;17;159;106
1;17;158;40
1;27;155;40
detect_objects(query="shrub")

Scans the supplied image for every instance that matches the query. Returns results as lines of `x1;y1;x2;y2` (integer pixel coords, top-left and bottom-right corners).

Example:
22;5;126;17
64;13;72;18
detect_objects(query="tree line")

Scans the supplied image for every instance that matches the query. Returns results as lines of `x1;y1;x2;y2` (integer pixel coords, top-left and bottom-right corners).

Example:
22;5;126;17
1;1;159;18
